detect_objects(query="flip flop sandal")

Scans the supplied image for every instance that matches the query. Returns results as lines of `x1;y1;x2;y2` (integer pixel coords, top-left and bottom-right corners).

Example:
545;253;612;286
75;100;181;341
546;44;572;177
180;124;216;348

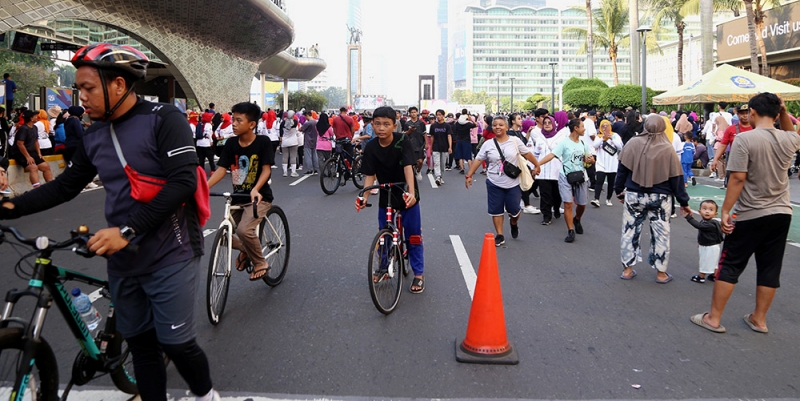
743;313;769;333
655;273;674;284
372;271;389;283
236;253;249;272
690;313;726;333
620;270;637;280
409;277;424;294
249;266;270;281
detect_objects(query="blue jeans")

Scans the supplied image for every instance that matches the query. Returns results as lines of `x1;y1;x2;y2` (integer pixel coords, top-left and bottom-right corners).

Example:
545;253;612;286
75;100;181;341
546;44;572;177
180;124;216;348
378;204;424;276
682;162;694;182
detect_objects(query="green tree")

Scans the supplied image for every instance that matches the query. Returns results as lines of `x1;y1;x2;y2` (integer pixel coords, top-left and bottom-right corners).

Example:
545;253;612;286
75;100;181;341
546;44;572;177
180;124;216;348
287;90;327;112
563;87;604;109
318;87;347;109
0;61;58;109
647;0;693;85
0;51;56;70
563;0;631;85
562;77;609;93
54;64;76;88
522;93;550;111
597;84;659;110
452;89;494;113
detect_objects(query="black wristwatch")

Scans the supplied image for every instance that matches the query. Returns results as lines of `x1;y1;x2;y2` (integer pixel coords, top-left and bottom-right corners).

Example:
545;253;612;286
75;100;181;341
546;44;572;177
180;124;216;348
120;225;137;242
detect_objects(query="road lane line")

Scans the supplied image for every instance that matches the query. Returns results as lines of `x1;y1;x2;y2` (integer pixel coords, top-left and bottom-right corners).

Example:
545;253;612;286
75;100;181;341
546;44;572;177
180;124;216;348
290;174;312;186
203;229;217;237
450;235;476;300
428;174;438;189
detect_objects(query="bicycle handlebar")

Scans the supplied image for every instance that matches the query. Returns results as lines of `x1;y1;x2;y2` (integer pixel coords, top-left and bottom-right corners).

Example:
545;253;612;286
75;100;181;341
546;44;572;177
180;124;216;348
358;182;408;198
210;192;259;219
0;224;138;258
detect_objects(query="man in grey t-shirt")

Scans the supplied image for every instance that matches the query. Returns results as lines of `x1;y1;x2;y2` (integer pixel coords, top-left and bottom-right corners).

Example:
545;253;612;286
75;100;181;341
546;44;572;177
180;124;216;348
692;93;800;334
300;110;319;175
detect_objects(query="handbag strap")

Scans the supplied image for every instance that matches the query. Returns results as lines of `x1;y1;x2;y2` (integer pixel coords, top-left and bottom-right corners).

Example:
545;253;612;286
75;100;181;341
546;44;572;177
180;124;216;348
492;138;506;162
109;124;129;167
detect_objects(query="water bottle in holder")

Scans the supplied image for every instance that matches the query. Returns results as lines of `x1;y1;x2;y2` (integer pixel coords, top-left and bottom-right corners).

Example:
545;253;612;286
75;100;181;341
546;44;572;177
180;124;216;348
72;288;102;332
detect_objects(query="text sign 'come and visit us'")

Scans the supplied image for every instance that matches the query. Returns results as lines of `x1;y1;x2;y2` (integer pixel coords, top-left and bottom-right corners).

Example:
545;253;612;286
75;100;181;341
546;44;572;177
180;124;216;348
717;1;800;62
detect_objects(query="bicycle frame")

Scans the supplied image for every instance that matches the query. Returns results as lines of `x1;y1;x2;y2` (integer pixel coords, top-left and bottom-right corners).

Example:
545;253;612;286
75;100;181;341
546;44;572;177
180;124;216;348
0;250;115;399
212;193;283;265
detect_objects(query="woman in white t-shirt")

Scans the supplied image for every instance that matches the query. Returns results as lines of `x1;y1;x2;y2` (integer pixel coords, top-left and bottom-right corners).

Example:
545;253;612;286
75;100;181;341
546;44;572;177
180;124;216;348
466;116;541;247
529;115;567;225
34;110;53;156
591;120;624;207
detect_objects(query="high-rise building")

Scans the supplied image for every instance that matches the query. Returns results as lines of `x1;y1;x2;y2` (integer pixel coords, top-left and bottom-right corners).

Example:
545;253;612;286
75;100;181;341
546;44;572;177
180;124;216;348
348;0;363;37
438;0;449;100
481;0;546;7
447;4;631;104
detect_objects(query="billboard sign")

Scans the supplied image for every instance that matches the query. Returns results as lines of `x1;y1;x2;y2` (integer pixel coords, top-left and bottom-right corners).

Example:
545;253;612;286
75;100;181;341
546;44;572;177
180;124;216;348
46;88;73;110
453;30;467;82
172;98;187;113
717;2;800;62
354;96;386;110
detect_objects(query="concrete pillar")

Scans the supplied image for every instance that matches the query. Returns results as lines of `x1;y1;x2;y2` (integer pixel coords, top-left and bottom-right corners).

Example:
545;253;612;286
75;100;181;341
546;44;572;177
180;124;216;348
260;72;266;109
283;78;289;111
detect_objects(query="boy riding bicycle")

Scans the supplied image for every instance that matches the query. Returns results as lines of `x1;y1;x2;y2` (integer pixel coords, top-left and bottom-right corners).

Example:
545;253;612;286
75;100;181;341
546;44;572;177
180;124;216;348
208;102;275;281
355;106;426;293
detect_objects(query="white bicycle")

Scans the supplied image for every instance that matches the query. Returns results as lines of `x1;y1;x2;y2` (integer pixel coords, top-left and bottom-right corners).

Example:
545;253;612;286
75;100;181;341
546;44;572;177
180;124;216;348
206;192;290;325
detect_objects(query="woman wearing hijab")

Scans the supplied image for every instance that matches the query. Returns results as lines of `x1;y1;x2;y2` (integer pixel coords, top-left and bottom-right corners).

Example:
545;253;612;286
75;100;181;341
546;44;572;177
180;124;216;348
280;110;301;177
553;111;570;136
614;115;691;283
316;112;334;163
591;120;624;207
675;113;693;140
623;110;642;144
530;115;566;224
213;113;234;158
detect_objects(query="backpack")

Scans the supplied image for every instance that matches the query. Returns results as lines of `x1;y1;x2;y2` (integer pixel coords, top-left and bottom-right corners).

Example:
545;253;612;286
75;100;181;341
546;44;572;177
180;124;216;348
194;122;204;140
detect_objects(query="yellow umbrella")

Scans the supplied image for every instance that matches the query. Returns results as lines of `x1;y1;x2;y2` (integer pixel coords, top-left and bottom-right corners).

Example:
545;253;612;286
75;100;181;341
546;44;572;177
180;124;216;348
652;64;800;105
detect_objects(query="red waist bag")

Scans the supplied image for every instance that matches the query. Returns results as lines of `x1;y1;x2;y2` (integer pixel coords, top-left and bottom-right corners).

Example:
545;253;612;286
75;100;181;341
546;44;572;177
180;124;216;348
112;124;211;226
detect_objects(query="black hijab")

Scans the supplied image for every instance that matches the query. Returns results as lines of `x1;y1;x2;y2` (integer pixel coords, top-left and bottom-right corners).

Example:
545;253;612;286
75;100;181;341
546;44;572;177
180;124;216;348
317;112;331;136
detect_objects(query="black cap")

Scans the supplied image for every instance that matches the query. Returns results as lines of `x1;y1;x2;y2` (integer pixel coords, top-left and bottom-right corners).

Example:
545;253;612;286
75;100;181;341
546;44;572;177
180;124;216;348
588;110;597;116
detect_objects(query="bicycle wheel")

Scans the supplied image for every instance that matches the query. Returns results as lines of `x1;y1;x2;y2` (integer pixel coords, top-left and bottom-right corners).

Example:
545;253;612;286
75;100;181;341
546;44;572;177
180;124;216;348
206;226;231;325
108;334;138;394
320;157;341;195
368;229;404;314
352;156;366;189
261;206;290;287
0;328;59;401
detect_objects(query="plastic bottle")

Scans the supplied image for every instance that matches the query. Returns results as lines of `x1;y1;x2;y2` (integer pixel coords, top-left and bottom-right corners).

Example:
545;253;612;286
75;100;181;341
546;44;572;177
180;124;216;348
71;288;101;332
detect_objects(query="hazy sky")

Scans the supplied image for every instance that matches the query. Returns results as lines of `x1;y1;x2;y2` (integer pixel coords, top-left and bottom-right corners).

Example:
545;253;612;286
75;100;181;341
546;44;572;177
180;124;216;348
286;0;584;104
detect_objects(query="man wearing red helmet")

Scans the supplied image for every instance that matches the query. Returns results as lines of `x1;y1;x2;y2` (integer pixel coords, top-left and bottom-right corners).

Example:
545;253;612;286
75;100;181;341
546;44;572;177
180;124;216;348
0;44;218;401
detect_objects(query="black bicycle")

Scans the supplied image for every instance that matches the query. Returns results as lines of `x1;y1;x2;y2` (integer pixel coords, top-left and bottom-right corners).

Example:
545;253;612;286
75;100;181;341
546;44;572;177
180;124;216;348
357;183;411;314
0;225;140;400
320;139;365;194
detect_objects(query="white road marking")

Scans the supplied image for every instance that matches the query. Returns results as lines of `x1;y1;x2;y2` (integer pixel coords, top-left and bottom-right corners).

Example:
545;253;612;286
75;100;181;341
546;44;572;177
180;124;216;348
290;174;312;186
449;235;476;300
789;241;800;249
203;229;217;237
427;174;438;189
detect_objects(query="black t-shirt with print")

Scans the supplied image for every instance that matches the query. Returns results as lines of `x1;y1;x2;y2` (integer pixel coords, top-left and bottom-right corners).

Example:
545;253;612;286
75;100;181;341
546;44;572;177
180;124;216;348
405;119;427;151
429;122;453;152
218;135;276;203
360;133;420;210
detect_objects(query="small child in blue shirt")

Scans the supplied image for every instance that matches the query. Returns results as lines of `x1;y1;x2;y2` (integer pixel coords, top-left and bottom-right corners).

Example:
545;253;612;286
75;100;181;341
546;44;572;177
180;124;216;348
681;138;696;187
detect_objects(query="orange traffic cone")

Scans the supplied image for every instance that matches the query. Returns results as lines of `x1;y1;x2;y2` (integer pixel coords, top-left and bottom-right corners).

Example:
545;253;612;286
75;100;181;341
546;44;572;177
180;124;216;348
455;233;519;365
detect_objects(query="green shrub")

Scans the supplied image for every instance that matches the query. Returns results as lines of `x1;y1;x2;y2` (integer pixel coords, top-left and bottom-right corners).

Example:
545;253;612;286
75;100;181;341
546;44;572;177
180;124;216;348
562;77;609;94
598;85;659;110
563;88;604;110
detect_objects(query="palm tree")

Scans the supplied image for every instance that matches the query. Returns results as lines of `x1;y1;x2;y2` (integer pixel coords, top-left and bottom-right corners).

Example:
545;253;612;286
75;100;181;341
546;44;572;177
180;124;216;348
648;0;691;85
752;0;783;76
586;0;594;78
563;0;631;85
682;0;745;74
744;0;762;74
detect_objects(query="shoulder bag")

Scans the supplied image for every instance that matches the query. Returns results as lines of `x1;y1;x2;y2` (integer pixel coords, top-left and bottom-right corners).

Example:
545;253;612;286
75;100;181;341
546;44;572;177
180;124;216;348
493;138;521;179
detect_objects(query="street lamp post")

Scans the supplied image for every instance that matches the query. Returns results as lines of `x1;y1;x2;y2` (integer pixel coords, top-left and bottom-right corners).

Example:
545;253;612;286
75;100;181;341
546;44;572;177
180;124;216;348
637;26;652;115
549;62;557;112
510;77;515;114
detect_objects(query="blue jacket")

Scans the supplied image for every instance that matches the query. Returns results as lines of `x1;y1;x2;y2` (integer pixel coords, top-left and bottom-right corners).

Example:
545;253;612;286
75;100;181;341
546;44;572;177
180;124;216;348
681;142;695;164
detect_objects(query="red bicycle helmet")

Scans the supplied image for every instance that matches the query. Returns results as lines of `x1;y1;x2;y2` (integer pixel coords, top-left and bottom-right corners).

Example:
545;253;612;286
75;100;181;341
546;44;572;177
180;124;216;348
71;43;149;80
71;43;149;120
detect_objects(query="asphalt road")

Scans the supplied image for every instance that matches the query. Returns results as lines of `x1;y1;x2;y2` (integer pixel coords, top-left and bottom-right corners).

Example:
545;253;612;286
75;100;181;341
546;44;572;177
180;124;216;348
1;161;799;400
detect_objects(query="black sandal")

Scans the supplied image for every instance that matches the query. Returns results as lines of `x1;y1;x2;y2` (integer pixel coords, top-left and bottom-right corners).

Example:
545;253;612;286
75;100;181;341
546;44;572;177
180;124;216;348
410;277;424;294
249;266;270;281
236;253;249;271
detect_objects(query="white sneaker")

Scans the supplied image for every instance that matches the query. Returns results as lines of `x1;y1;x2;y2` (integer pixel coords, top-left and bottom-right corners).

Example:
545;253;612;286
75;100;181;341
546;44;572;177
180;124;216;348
606;200;613;206
85;182;100;189
416;172;422;181
709;172;716;178
559;207;565;214
523;205;541;215
271;165;278;169
196;389;220;401
282;172;288;177
291;172;299;177
590;199;600;207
